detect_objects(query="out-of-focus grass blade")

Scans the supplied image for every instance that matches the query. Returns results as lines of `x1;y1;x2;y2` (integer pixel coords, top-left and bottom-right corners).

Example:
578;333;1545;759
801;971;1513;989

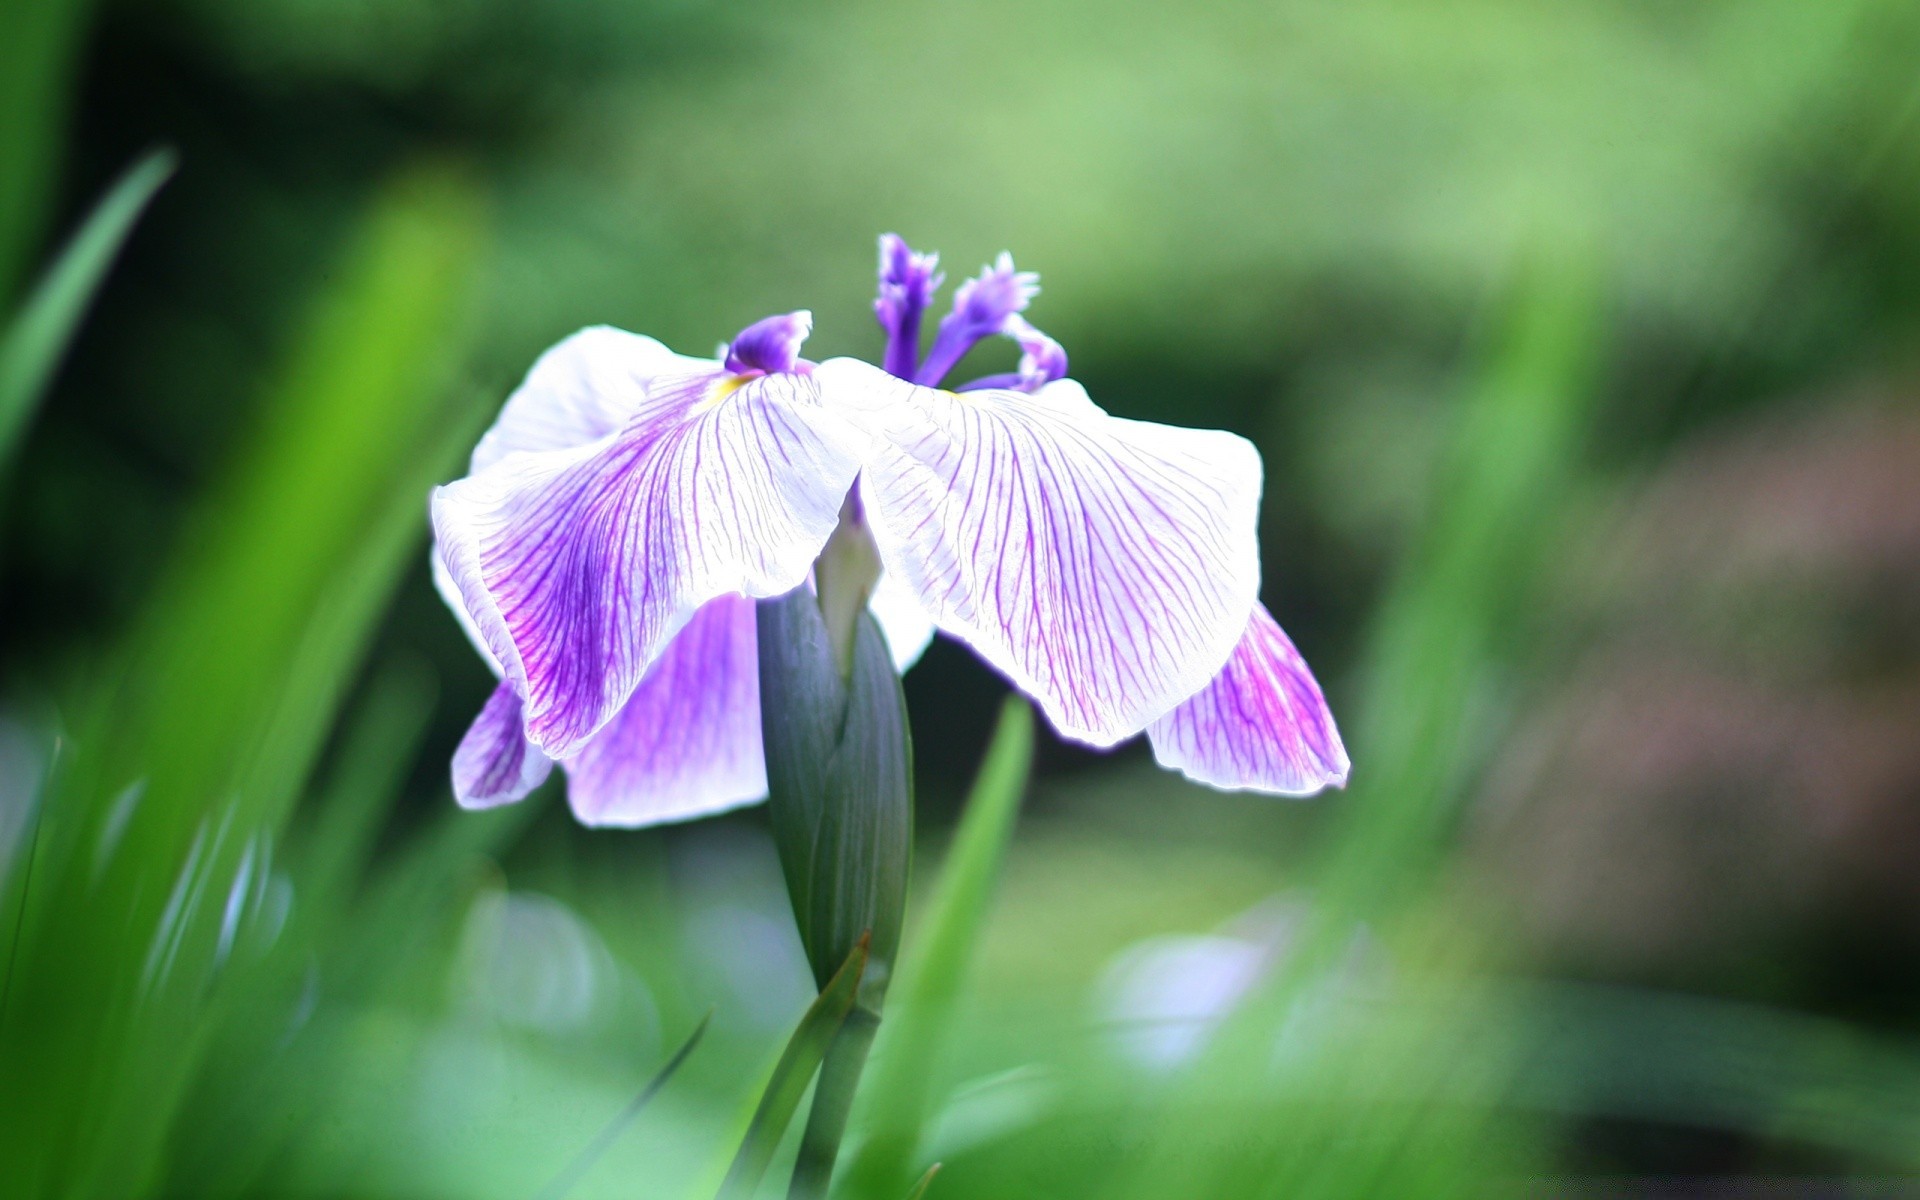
715;936;869;1200
0;148;173;476
0;0;96;300
0;163;485;1200
1116;257;1604;1200
843;698;1033;1196
533;1013;711;1200
904;1163;942;1200
1322;254;1603;907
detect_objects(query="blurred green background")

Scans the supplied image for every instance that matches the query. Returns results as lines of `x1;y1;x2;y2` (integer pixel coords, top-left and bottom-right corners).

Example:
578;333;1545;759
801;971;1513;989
5;0;1920;1195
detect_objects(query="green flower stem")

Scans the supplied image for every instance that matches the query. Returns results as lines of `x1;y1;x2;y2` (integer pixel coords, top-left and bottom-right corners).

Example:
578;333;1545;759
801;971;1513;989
788;1003;881;1200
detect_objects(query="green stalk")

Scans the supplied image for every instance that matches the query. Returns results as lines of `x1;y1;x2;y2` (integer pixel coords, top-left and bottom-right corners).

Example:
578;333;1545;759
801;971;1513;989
788;1005;881;1200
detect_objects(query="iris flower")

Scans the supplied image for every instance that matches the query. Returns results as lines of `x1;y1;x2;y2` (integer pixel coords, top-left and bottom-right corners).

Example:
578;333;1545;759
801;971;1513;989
431;238;1346;827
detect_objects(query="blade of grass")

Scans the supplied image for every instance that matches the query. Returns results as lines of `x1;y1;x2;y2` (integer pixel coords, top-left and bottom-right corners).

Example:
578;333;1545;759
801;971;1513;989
1118;255;1604;1200
0;162;485;1200
904;1163;942;1200
716;936;870;1200
841;698;1034;1197
533;1012;712;1200
0;148;173;476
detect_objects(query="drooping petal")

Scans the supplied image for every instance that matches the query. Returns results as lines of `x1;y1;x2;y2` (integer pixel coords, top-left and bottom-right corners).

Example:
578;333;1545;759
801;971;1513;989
432;369;867;758
818;358;1264;746
453;683;554;808
1147;604;1349;795
562;593;767;826
867;569;937;671
471;326;713;473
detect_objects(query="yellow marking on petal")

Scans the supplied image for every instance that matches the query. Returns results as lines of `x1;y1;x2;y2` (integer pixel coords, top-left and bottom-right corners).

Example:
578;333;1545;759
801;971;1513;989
691;373;752;415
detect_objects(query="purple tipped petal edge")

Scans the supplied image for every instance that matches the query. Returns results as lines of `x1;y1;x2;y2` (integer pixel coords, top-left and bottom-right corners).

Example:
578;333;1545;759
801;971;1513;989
1148;604;1349;796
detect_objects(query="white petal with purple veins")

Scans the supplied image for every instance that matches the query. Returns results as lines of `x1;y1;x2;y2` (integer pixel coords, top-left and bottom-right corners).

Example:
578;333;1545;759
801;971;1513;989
432;370;867;758
1147;604;1348;795
819;358;1263;745
453;683;554;808
561;592;767;827
471;326;713;473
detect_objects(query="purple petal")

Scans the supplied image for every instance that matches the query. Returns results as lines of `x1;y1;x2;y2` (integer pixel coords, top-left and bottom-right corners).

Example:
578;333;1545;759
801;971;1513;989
1007;316;1069;390
432;370;867;758
954;316;1070;395
1147;604;1349;795
818;358;1264;746
453;683;554;808
917;253;1041;387
471;326;713;473
724;311;812;376
874;234;943;380
561;593;767;826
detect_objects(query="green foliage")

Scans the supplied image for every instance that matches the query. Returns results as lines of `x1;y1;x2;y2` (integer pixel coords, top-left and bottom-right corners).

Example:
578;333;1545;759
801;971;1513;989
0;148;173;478
844;698;1034;1198
0;163;485;1198
717;938;869;1200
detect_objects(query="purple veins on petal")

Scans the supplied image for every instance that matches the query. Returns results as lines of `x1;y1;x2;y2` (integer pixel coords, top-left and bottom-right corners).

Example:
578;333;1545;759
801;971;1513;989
454;682;554;808
1147;604;1349;796
819;357;1264;746
916;253;1041;387
875;234;944;381
431;368;867;759
471;326;714;474
562;592;767;826
724;310;813;376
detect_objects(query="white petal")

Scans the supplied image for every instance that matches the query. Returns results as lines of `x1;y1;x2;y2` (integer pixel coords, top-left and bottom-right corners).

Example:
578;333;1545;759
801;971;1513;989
433;549;502;677
820;358;1263;746
867;569;937;672
432;370;867;758
561;593;767;827
1147;604;1348;795
471;326;714;473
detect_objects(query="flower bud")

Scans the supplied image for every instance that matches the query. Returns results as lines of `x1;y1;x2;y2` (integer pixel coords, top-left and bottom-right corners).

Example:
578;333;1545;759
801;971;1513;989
756;587;913;1007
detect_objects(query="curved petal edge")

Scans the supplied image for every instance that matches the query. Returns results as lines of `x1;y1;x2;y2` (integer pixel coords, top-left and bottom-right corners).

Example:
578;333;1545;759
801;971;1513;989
454;682;554;808
1147;604;1349;796
561;593;769;827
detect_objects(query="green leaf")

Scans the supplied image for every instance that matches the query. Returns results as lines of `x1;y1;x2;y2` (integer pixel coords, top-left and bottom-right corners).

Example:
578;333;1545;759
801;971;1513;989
715;937;869;1200
842;697;1034;1197
0;147;174;476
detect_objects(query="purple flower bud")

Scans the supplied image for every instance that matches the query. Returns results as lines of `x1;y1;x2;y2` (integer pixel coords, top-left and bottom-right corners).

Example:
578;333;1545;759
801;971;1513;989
873;234;943;380
917;253;1040;387
725;310;813;375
